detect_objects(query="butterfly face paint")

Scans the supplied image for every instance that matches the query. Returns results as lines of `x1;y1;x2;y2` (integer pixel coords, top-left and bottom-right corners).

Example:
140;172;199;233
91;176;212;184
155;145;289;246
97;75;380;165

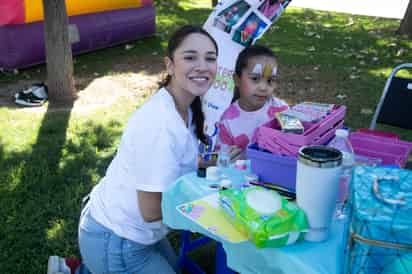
251;63;277;80
252;63;263;74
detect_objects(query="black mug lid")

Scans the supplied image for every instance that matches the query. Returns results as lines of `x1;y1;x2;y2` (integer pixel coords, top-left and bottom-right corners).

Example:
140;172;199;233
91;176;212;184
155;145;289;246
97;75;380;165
298;145;342;168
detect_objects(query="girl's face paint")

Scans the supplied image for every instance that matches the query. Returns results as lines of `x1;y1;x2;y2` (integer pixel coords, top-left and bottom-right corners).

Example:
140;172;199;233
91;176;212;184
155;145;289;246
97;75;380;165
236;56;278;111
251;63;277;80
263;64;277;79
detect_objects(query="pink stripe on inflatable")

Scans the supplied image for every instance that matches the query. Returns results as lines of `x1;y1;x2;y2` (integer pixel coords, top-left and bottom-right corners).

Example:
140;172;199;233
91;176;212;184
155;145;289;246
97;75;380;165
0;0;25;26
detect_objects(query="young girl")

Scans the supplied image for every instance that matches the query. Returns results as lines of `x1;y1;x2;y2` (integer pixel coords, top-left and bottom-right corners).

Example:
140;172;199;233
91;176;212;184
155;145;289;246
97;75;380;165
77;25;218;274
217;45;288;155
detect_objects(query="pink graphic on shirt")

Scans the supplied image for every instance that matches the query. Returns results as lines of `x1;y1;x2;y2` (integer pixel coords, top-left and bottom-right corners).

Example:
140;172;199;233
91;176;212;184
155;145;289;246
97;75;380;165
222;105;240;120
267;105;288;117
233;134;249;149
218;123;235;145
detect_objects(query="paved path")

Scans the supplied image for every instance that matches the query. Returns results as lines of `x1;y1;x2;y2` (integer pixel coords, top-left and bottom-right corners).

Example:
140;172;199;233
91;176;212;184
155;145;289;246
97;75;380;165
289;0;408;19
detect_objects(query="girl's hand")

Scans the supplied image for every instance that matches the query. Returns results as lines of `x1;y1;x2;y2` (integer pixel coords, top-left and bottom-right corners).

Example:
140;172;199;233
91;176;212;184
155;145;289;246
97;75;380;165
229;145;244;162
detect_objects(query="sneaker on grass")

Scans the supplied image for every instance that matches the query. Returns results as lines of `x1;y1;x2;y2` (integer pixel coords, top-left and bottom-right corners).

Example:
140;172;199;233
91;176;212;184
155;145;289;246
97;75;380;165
14;83;48;107
47;256;71;274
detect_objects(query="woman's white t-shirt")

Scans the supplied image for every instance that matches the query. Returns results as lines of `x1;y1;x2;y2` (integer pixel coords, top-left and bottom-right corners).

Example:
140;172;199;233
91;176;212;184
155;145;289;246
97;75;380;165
89;88;198;245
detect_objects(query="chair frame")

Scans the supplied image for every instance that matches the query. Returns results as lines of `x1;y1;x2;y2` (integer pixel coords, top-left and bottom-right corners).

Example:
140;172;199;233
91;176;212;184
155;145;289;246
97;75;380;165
369;63;412;130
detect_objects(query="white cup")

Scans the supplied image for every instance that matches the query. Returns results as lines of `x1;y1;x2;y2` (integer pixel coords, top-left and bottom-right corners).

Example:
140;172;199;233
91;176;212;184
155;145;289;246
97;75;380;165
296;145;342;242
206;166;220;181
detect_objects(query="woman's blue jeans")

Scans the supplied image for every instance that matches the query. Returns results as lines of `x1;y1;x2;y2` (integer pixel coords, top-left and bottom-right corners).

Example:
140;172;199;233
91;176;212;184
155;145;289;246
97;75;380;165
78;206;179;274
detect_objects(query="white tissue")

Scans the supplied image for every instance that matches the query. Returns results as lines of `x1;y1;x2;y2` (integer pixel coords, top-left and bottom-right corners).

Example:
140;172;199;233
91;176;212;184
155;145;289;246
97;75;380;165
245;189;281;215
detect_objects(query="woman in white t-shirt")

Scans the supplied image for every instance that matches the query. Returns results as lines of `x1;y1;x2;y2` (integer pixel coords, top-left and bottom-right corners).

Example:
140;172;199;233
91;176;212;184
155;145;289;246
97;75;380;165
78;25;218;274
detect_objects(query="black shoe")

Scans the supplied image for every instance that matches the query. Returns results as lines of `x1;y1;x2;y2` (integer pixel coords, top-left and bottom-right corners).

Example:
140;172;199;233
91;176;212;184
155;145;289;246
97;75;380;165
15;83;48;107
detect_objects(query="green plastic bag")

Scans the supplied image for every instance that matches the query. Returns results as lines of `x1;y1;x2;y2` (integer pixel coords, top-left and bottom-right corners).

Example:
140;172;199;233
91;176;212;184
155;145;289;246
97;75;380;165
219;186;308;248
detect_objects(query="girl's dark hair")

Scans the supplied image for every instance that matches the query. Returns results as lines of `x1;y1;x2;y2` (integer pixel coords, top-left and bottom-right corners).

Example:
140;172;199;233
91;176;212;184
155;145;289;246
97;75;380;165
232;45;276;103
159;25;218;144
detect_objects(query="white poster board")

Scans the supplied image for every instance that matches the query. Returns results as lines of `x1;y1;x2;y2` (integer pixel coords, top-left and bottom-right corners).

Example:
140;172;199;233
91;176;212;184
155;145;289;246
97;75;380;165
202;0;291;145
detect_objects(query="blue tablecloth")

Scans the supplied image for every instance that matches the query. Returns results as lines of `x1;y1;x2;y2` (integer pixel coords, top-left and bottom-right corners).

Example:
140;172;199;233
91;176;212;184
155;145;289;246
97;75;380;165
162;168;349;274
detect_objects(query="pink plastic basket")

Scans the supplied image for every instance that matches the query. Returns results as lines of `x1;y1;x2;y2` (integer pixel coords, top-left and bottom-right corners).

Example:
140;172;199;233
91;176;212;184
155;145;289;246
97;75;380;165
255;106;346;156
349;132;412;167
357;128;399;139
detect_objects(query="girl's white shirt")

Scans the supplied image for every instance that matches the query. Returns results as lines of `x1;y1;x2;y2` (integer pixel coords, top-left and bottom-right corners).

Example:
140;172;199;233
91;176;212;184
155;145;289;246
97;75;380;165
89;88;198;244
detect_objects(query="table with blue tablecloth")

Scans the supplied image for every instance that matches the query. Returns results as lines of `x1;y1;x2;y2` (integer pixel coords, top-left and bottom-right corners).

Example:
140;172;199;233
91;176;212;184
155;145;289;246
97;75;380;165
162;168;349;274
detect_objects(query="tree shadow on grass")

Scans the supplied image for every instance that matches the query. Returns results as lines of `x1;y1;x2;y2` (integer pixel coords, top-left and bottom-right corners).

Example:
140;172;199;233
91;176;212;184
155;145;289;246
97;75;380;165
0;101;217;273
0;99;123;273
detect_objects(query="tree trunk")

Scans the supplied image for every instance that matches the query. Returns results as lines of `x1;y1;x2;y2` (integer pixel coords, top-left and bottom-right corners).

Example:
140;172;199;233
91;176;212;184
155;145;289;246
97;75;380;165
42;0;75;102
399;0;412;37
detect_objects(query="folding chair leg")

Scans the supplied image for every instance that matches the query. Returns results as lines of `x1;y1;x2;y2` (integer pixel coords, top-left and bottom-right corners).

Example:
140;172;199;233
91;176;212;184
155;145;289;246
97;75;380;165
215;243;236;274
178;231;211;274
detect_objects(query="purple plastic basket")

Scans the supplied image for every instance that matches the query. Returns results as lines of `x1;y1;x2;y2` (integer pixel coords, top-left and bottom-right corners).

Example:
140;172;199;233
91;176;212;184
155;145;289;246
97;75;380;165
246;144;297;191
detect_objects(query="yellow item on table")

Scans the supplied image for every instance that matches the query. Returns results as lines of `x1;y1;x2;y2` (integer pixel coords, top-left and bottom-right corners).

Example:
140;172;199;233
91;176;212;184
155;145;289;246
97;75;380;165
177;193;248;243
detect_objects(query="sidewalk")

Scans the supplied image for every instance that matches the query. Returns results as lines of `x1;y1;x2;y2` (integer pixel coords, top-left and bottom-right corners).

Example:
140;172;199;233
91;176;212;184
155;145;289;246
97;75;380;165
289;0;408;19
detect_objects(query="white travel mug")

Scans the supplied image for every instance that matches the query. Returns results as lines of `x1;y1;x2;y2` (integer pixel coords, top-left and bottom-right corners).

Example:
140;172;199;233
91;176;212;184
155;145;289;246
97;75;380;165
296;145;342;242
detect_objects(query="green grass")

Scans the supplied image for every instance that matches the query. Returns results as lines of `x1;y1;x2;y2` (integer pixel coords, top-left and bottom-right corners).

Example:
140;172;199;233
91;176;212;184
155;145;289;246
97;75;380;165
1;0;411;273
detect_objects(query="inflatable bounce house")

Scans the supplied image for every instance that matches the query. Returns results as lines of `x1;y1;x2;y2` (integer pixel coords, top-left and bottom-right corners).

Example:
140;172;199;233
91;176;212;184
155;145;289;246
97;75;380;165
0;0;156;70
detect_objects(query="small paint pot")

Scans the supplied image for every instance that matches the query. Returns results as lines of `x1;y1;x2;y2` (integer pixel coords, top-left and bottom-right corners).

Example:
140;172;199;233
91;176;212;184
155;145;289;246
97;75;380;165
206;166;220;181
220;179;232;189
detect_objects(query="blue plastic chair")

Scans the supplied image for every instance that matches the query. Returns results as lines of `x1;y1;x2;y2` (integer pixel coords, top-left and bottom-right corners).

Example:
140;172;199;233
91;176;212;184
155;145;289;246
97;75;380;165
178;231;236;274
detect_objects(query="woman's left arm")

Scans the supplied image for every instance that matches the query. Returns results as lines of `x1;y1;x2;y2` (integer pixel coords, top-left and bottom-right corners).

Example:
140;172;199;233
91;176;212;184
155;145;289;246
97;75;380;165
138;191;162;222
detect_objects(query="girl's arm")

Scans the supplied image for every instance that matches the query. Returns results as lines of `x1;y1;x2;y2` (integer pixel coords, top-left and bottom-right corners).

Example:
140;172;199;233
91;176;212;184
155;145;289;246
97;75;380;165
217;121;244;161
138;191;162;222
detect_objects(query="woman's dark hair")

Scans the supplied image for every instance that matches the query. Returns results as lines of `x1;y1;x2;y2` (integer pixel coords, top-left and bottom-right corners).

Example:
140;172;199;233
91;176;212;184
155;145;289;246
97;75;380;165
231;45;276;103
159;25;218;144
